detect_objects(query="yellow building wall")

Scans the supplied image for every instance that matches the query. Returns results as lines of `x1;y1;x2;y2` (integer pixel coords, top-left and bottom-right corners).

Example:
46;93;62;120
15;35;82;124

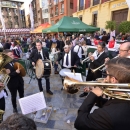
73;0;130;31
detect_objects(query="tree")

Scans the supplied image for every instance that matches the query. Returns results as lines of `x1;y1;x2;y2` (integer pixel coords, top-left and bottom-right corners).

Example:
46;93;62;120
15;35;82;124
105;21;116;31
118;21;130;34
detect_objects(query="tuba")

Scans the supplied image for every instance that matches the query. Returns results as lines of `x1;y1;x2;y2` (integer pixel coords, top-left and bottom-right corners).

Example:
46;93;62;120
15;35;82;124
64;77;130;100
0;53;12;91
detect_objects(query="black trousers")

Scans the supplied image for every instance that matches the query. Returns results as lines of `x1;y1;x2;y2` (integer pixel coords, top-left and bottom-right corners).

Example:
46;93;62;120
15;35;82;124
0;97;5;123
9;85;24;109
0;97;5;111
37;76;50;92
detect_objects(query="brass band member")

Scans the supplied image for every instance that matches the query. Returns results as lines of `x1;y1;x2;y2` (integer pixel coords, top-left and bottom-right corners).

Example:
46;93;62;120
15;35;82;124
4;50;24;113
29;40;53;95
56;45;80;90
80;42;108;97
75;57;130;130
0;82;8;123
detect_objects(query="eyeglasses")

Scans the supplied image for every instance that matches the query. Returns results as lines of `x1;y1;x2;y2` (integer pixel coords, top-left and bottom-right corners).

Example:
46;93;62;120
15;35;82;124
119;49;129;52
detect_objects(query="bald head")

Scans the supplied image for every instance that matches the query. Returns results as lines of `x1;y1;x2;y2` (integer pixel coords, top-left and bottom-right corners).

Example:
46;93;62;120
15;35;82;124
119;42;130;58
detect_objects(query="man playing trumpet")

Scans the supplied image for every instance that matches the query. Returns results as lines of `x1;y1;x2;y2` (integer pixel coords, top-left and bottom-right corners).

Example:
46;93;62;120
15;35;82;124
75;57;130;130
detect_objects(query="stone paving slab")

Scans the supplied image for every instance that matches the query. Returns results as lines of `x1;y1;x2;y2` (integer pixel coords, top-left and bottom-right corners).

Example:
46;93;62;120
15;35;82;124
3;74;85;130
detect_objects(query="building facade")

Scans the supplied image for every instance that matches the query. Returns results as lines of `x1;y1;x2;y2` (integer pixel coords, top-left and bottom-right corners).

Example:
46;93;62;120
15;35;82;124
0;0;26;29
49;0;74;25
73;0;130;32
42;0;51;24
31;0;43;28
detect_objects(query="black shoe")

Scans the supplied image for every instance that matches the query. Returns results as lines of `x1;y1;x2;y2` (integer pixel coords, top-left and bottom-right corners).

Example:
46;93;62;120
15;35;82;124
79;92;88;98
13;108;18;113
61;87;63;91
47;90;53;95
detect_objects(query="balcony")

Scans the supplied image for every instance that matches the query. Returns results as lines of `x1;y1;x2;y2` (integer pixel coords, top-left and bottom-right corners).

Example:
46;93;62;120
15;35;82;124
55;11;58;16
60;8;64;14
101;0;110;4
59;0;64;2
79;6;84;11
50;13;53;18
54;0;58;5
93;0;100;6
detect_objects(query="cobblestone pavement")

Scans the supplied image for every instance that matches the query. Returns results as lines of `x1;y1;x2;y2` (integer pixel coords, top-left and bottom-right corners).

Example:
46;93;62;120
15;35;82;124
3;73;86;130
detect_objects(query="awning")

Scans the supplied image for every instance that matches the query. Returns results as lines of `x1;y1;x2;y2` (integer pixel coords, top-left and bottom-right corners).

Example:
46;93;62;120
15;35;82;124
30;23;51;33
0;28;30;36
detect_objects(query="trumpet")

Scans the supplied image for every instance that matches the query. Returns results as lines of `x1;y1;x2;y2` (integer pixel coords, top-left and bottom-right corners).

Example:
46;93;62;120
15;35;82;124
81;57;90;64
64;76;130;100
91;55;119;73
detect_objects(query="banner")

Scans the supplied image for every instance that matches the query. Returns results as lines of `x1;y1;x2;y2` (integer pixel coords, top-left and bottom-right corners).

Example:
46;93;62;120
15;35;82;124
0;2;5;30
29;3;34;30
126;0;130;9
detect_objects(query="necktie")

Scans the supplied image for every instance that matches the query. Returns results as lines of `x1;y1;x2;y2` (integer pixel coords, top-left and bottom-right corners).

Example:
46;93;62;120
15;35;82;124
97;53;100;57
66;53;69;66
39;52;42;59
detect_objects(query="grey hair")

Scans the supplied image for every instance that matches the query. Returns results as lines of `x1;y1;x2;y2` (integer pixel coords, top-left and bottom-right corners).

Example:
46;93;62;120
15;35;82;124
75;41;80;45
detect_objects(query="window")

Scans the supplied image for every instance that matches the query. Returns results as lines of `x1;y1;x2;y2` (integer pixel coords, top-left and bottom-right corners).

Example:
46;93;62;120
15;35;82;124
79;0;84;11
93;0;100;6
70;2;73;9
51;20;54;25
92;13;98;26
44;18;49;23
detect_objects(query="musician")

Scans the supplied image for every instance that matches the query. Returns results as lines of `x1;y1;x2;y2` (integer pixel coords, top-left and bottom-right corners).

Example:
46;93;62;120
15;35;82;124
119;42;130;58
4;49;24;113
79;42;108;97
0;82;7;123
56;45;80;89
29;39;53;95
75;57;130;130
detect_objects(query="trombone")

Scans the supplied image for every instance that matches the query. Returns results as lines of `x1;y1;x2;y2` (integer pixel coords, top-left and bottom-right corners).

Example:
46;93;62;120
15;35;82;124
64;76;130;100
91;55;119;73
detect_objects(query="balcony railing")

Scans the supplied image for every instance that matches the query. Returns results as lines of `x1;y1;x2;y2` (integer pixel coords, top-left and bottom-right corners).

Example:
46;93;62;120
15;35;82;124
101;0;110;4
59;0;64;2
55;11;58;16
54;0;58;5
79;6;84;11
60;8;64;14
50;13;53;17
93;0;100;6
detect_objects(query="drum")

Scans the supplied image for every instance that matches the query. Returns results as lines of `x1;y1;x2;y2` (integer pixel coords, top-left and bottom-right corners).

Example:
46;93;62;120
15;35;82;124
35;59;52;79
59;68;71;78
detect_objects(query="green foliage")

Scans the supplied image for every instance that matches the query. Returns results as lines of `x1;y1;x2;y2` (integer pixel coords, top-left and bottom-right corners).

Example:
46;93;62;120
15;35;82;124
105;21;116;31
118;21;130;33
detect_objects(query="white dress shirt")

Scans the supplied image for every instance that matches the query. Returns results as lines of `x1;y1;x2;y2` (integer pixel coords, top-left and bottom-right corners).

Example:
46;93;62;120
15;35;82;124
0;90;7;99
38;50;44;60
73;45;83;59
63;51;71;68
92;50;104;60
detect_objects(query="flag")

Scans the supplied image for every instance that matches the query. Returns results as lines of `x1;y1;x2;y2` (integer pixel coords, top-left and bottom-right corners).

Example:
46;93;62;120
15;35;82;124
0;2;5;30
29;3;34;30
126;0;130;9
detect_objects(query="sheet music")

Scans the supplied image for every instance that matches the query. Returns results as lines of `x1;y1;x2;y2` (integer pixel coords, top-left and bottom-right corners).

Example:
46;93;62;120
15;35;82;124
19;92;46;115
64;72;83;82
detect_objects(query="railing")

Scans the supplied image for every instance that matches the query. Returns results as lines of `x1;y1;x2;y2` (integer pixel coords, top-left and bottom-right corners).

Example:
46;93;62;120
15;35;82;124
55;11;58;16
79;6;84;11
50;13;53;17
60;8;64;14
93;0;100;6
101;0;110;3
